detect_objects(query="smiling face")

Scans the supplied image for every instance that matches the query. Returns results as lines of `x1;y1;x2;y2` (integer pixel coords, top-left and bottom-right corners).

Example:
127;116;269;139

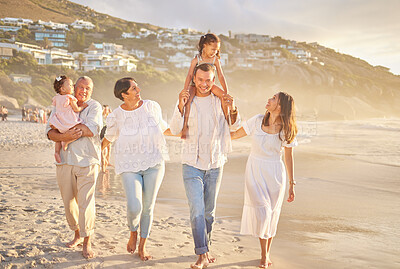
193;69;215;97
266;93;281;113
74;78;93;102
121;80;141;103
203;41;220;58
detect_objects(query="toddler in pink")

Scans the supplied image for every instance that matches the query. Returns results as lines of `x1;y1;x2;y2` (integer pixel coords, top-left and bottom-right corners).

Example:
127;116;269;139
49;75;88;163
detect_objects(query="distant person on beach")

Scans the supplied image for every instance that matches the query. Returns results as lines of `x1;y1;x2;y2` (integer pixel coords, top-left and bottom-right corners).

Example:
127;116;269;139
48;76;88;163
21;107;27;121
46;76;102;259
100;104;112;172
180;33;229;139
101;77;169;261
1;106;8;121
169;63;240;269
230;92;298;268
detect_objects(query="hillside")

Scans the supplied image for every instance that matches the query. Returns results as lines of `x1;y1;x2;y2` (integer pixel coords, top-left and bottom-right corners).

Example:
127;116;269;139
0;0;161;31
1;0;400;120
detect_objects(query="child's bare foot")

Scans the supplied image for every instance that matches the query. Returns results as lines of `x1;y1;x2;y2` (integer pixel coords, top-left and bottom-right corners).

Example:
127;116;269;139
55;153;62;163
82;237;95;259
127;231;137;254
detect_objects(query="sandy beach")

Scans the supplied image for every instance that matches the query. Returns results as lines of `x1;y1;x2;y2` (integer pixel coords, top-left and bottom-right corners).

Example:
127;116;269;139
1;116;400;268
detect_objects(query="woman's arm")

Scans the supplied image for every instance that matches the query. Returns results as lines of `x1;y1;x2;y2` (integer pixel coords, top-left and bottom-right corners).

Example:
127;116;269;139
215;59;228;92
284;146;295;202
230;127;247;140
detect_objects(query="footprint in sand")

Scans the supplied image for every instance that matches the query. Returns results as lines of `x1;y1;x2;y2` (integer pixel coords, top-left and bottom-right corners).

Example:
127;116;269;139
231;236;240;242
234;246;244;253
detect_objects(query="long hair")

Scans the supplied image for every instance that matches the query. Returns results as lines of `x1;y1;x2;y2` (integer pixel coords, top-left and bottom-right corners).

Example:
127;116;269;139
262;92;298;143
198;33;221;59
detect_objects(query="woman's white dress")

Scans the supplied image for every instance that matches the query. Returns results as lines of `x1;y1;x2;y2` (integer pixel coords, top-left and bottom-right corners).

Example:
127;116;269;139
240;114;297;239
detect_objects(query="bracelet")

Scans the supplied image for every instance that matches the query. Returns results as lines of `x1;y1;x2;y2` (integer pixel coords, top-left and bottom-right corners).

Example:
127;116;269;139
289;180;296;185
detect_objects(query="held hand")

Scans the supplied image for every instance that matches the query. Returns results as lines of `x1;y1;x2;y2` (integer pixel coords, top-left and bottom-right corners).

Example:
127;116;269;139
223;94;235;111
178;89;190;111
287;185;295;202
64;127;83;141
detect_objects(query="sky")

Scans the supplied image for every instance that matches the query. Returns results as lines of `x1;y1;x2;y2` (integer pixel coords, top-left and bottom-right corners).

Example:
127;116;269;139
70;0;400;75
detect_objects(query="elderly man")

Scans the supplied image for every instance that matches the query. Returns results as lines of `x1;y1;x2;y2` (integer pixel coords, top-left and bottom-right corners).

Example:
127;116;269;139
46;76;102;259
169;63;240;269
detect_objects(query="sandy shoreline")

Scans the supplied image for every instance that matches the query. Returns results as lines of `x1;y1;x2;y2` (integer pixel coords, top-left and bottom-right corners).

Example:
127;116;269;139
1;119;399;268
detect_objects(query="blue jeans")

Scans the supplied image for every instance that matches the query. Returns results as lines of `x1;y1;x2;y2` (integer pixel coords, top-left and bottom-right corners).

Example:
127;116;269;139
182;164;223;255
121;162;165;238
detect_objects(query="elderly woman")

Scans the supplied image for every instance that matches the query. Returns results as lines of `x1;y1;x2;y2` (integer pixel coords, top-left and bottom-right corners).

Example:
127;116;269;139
101;77;169;261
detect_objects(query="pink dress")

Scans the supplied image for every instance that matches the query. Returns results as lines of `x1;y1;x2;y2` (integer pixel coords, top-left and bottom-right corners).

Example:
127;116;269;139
49;94;82;133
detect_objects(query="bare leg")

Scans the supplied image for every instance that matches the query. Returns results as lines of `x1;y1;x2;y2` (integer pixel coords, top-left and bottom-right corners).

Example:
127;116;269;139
82;235;95;259
210;85;229;120
55;142;62;163
181;85;196;139
191;253;209;269
127;231;137;254
66;229;83;248
259;237;273;268
138;237;152;261
106;144;112;166
101;146;108;173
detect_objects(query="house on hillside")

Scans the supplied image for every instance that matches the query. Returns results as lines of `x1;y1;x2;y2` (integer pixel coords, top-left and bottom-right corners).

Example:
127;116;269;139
0;25;22;32
33;29;68;48
37;20;69;31
87;43;127;55
168;52;192;68
71;20;95;30
0;17;33;26
0;46;13;59
9;74;32;84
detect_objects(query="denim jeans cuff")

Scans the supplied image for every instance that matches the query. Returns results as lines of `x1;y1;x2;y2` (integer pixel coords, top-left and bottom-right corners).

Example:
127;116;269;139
195;246;209;255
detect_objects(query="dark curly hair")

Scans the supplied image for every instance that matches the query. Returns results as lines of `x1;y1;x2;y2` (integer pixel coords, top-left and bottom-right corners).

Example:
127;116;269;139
53;75;69;94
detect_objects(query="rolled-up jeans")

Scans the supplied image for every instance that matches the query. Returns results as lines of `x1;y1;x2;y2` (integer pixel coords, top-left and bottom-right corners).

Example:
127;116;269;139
182;164;223;255
121;162;165;238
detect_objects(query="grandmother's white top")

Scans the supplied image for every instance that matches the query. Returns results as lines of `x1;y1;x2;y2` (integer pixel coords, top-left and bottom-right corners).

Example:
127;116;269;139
104;100;169;174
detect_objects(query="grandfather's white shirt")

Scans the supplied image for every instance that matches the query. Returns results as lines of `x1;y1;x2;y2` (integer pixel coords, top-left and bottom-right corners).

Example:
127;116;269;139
169;93;241;170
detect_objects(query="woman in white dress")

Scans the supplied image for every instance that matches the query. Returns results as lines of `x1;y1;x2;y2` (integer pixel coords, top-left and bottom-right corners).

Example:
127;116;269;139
231;92;298;268
101;77;169;261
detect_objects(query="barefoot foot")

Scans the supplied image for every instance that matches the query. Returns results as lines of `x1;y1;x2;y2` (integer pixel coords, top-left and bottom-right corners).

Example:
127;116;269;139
66;230;82;248
127;231;137;254
191;254;209;269
259;257;272;268
138;248;152;261
82;238;95;259
206;252;216;263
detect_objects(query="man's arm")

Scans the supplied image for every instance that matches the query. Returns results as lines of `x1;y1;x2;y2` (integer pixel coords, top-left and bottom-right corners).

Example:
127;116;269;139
47;127;83;142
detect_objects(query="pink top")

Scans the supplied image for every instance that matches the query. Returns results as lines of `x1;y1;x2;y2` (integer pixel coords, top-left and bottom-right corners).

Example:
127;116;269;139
49;94;82;133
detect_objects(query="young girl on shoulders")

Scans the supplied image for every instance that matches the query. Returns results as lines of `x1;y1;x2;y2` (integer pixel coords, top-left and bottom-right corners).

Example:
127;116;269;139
181;33;229;139
48;75;88;163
